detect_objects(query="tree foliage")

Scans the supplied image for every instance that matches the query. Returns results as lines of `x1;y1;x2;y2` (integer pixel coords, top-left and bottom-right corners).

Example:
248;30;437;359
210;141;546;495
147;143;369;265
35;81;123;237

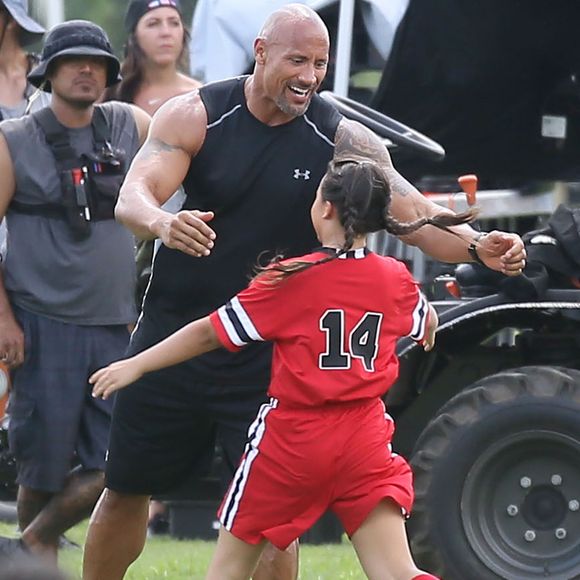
34;0;197;57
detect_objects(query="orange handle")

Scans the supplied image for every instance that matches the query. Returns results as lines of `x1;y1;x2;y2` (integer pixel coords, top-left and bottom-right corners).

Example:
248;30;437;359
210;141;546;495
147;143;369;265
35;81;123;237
445;280;461;298
458;174;478;206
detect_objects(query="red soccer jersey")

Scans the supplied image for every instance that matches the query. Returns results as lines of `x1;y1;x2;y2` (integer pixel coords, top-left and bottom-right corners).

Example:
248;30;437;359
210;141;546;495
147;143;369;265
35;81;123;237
209;248;429;408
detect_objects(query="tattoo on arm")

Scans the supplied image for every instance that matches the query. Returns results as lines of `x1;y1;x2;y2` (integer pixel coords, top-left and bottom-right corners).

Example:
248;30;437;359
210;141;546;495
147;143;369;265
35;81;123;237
334;119;390;161
334;119;411;197
385;167;413;199
137;137;183;161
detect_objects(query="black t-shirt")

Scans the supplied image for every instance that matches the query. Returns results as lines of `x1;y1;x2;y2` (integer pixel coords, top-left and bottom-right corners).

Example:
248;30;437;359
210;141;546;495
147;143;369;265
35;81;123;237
140;76;342;384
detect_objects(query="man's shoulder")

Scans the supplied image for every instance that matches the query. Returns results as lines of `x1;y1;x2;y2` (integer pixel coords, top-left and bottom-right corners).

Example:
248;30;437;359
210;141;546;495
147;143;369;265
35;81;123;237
96;100;133;118
96;101;144;138
200;75;246;95
153;88;207;131
299;93;343;145
199;76;246;124
311;91;342;114
0;112;37;139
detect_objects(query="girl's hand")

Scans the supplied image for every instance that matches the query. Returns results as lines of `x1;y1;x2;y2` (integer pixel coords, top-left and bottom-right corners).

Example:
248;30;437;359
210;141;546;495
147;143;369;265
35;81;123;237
422;304;439;352
90;357;144;400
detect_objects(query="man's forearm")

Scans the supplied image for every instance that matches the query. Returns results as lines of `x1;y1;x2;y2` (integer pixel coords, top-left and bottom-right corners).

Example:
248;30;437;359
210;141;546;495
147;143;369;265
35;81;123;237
115;184;169;241
0;271;15;320
0;269;25;368
400;221;477;263
386;168;479;263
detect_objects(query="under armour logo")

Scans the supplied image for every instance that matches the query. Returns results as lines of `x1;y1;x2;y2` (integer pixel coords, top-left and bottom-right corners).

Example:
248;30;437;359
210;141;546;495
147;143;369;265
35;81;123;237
293;169;311;180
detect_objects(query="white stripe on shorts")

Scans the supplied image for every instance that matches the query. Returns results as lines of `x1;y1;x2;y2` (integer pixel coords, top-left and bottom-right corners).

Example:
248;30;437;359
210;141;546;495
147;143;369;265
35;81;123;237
220;398;278;530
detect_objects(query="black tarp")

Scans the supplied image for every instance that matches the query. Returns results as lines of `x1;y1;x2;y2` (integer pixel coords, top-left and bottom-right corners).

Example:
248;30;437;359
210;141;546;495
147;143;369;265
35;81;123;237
372;0;580;188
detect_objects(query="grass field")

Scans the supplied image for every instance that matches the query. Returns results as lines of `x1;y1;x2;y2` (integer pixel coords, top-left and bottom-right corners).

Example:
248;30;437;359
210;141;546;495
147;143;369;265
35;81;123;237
0;521;366;579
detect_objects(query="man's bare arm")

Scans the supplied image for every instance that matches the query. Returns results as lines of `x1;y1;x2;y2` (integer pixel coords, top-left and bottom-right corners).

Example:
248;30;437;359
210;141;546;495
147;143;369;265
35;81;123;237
334;119;526;273
0;132;24;367
128;104;152;146
334;119;476;259
115;92;216;256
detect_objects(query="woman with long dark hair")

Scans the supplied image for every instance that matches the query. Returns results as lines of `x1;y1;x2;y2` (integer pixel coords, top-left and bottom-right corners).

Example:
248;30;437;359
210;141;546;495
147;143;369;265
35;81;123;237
103;0;200;115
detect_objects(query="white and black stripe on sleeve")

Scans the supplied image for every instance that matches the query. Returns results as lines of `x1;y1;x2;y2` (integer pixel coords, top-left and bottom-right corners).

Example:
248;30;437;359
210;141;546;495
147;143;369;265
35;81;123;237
216;296;265;347
408;291;429;342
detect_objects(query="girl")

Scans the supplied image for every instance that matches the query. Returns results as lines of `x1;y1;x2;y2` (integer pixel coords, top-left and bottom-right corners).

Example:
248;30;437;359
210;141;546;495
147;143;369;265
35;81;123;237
91;157;475;580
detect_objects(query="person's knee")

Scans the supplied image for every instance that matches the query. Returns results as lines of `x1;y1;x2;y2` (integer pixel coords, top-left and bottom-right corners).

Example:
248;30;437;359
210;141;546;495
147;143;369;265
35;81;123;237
252;541;299;580
90;488;150;523
17;486;52;503
16;486;53;529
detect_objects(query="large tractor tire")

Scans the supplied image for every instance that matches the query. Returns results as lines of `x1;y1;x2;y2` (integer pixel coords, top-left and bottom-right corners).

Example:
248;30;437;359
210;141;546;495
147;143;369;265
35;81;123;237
409;366;580;580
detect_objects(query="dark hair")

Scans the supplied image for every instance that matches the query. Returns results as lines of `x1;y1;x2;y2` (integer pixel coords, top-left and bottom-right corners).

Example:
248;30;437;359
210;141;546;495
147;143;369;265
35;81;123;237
258;156;477;281
102;22;190;104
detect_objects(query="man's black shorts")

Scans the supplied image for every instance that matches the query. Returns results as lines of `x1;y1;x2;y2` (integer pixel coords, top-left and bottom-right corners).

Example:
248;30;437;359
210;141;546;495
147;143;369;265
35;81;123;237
105;317;269;496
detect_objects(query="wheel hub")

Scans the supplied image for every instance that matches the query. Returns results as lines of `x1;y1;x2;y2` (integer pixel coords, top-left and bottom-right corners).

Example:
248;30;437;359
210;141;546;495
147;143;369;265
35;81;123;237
522;485;567;530
461;430;580;579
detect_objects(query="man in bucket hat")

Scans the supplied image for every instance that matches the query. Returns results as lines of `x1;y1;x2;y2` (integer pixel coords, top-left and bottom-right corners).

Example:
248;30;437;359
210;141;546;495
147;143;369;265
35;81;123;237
27;20;124;91
0;19;149;563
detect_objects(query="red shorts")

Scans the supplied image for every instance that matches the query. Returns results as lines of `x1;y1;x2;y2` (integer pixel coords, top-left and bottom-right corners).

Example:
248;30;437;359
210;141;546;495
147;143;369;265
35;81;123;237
218;398;413;550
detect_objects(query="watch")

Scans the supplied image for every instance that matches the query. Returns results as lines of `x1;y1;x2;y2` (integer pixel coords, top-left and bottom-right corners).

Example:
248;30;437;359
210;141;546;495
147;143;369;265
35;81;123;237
468;232;487;266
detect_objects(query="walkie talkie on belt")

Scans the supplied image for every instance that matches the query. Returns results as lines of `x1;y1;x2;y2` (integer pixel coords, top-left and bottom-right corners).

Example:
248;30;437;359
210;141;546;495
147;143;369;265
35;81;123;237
72;168;91;221
61;167;92;240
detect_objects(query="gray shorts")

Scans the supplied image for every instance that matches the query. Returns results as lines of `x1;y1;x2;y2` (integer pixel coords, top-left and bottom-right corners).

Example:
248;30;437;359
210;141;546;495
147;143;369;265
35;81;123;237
7;307;129;493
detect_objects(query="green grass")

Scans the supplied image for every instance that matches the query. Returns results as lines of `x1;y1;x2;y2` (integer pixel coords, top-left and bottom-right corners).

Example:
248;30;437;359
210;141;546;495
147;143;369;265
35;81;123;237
0;521;365;579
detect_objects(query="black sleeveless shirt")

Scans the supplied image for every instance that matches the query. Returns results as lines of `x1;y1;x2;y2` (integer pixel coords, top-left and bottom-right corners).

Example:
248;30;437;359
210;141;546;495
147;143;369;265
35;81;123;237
142;76;342;384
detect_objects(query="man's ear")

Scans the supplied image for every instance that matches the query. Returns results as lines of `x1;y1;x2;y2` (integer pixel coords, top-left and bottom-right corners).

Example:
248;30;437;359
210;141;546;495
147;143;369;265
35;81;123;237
254;38;266;65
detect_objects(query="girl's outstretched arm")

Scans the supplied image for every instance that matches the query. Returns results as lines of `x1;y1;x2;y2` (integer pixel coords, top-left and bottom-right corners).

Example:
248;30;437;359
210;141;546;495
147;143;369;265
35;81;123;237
90;316;220;399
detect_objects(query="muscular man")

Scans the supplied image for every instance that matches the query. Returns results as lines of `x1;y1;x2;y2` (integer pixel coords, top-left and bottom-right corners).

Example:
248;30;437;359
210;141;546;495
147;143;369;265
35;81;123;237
83;5;525;580
0;20;149;562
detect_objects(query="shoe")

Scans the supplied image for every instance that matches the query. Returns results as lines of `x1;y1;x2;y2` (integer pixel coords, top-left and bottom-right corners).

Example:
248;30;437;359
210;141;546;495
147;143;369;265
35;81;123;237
0;535;27;559
58;534;81;550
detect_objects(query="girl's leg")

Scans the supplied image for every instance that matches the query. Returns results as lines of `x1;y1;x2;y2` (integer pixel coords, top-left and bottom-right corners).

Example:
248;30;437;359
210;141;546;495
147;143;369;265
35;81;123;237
205;527;266;580
252;540;299;580
350;499;439;580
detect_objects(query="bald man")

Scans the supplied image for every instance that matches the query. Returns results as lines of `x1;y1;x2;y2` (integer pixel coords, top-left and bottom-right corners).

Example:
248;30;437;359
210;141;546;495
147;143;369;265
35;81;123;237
82;5;526;580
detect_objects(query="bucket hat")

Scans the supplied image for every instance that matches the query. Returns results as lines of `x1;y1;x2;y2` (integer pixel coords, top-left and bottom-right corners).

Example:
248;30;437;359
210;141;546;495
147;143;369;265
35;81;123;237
1;0;45;46
27;20;121;91
124;0;181;33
